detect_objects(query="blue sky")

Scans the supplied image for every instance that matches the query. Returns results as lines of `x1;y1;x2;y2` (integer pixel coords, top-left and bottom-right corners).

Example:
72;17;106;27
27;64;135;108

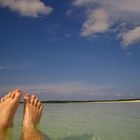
0;0;140;100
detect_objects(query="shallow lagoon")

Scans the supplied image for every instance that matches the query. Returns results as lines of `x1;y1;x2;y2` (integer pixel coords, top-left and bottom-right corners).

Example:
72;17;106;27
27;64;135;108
12;102;140;140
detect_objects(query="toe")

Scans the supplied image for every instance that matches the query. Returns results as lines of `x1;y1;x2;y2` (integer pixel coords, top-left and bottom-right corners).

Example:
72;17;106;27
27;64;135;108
11;91;15;99
31;95;36;104
39;104;44;111
1;97;4;102
37;101;42;109
8;92;12;98
4;95;8;100
34;98;39;107
24;94;30;104
14;89;22;99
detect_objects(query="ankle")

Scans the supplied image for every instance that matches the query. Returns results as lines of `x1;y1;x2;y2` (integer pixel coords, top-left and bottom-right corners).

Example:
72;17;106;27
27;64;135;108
0;127;7;135
0;123;9;131
23;124;37;132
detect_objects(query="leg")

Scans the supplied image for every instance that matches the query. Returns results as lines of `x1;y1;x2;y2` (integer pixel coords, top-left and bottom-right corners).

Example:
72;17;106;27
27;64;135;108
0;89;21;140
22;94;48;140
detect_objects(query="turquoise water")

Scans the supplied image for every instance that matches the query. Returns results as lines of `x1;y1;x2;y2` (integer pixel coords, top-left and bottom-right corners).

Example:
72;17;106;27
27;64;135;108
12;102;140;140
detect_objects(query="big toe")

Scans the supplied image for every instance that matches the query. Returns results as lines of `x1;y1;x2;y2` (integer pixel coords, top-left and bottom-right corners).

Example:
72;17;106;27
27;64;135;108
24;94;30;104
14;89;22;99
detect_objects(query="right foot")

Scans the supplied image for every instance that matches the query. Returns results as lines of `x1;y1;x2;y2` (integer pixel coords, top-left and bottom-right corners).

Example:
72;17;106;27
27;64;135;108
23;94;43;130
0;89;21;129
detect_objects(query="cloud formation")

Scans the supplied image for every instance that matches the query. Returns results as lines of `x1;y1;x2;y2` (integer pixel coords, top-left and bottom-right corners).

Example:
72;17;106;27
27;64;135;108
81;8;110;36
0;81;138;100
120;26;140;46
0;0;53;17
0;81;112;100
73;0;140;46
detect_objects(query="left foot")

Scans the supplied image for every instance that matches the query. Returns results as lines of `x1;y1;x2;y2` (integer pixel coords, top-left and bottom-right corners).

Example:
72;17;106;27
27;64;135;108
0;89;21;129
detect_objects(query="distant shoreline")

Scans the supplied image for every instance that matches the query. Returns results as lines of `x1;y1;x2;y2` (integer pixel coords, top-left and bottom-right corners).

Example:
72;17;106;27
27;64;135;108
20;99;140;104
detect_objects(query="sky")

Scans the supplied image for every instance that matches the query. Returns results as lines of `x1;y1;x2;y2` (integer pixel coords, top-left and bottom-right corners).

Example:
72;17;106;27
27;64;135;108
0;0;140;100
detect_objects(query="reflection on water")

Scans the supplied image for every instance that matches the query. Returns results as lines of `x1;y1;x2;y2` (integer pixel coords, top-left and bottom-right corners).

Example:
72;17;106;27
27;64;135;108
60;133;97;140
8;103;140;140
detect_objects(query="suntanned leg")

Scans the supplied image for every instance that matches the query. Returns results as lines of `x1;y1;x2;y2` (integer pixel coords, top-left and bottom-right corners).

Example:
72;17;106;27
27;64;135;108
0;89;21;140
22;94;45;140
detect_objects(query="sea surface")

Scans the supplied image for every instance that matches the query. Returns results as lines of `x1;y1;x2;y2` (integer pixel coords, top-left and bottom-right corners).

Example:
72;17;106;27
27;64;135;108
11;102;140;140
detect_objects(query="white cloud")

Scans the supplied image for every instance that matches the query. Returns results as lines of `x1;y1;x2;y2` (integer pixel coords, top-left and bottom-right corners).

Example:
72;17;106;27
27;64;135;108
73;0;140;46
0;0;53;17
73;0;140;14
73;0;97;6
110;0;140;14
46;81;109;95
0;81;112;99
120;26;140;46
81;8;110;36
1;81;138;100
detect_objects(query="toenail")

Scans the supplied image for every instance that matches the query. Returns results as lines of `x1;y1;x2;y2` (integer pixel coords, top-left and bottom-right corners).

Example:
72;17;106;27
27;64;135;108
16;89;21;92
25;93;30;96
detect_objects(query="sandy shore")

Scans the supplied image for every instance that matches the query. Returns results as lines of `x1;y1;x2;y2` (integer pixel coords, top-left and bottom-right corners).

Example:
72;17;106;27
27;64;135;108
119;100;140;103
90;100;140;103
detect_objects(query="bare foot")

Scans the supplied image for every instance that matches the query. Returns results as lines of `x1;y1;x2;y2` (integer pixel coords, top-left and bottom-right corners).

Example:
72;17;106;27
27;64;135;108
0;89;21;130
23;94;43;130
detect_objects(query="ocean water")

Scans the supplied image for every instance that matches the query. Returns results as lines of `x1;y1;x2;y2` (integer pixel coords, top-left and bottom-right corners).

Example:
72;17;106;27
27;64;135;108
12;102;140;140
